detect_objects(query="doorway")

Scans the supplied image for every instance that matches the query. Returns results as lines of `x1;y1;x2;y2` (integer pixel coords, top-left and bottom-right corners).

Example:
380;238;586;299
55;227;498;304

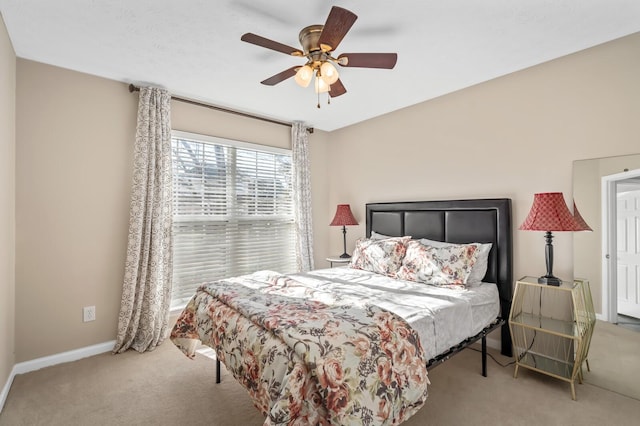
602;168;640;324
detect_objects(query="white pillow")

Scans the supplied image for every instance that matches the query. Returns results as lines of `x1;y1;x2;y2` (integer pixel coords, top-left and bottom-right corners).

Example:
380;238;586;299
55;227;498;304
371;231;412;240
419;238;492;284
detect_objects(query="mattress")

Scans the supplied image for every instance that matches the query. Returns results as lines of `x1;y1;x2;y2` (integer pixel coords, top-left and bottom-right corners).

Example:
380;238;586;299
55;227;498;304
287;267;501;360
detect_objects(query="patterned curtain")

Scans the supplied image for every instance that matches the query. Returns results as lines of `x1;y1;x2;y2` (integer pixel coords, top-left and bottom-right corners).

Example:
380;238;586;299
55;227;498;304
113;86;173;354
292;122;314;272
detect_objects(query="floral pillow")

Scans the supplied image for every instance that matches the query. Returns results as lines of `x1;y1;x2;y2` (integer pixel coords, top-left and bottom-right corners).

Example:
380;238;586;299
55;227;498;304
420;238;493;285
396;240;479;286
349;237;410;277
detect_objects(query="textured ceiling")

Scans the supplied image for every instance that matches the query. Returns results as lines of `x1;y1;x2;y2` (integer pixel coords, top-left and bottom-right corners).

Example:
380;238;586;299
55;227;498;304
2;0;639;131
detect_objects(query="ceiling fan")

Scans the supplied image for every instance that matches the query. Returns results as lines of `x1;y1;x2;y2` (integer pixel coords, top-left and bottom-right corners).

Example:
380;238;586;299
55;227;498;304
240;6;398;106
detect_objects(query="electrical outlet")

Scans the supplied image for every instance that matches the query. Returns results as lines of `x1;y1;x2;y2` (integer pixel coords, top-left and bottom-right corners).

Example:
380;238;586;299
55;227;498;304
83;306;96;322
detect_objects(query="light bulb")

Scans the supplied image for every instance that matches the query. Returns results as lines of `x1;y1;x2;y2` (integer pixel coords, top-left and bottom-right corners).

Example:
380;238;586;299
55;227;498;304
314;76;330;93
320;61;339;85
294;65;313;88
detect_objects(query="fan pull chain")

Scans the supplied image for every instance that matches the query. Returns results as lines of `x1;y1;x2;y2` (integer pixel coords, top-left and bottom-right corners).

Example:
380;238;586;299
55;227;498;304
315;92;331;108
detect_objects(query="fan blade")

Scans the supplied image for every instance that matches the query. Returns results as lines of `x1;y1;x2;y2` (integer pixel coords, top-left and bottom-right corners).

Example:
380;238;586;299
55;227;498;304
241;33;303;56
329;79;347;98
318;6;357;52
337;53;398;69
260;67;298;86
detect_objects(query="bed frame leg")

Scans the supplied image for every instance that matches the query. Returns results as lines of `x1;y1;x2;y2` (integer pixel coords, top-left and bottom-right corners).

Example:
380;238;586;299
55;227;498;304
216;358;221;384
481;335;487;377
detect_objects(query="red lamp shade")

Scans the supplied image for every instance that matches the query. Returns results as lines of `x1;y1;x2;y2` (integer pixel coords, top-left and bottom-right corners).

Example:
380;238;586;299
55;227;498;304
572;201;593;232
519;192;582;232
330;204;359;227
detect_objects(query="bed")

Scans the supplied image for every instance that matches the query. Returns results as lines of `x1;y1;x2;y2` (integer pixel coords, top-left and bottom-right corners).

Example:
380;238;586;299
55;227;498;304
364;199;513;361
170;198;513;425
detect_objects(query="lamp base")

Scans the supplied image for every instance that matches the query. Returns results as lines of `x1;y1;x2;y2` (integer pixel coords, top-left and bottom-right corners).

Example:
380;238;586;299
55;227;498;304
339;253;351;259
538;275;562;286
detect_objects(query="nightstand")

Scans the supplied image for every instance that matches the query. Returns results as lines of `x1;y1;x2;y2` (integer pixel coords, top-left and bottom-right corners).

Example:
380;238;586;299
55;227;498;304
508;276;595;400
326;256;350;268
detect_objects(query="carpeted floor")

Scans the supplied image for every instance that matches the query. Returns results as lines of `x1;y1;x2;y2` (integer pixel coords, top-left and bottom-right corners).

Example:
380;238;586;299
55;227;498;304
1;325;639;426
582;319;640;400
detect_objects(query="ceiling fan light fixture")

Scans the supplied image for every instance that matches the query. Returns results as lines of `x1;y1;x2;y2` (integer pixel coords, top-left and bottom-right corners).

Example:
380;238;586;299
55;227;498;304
314;76;330;94
320;61;339;85
294;65;313;88
241;6;397;104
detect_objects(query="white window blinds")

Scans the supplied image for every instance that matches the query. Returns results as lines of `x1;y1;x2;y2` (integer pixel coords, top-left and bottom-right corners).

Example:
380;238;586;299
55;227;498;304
171;131;296;308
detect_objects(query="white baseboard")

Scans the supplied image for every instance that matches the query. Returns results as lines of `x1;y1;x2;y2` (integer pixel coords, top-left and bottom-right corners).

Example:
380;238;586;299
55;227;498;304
1;340;115;413
0;366;16;415
12;340;116;375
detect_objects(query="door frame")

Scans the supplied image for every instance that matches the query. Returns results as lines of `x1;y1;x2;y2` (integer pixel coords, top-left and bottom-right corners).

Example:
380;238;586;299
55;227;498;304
602;168;640;322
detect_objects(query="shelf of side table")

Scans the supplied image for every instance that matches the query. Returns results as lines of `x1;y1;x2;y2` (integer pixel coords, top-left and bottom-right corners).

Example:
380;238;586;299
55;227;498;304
508;276;594;400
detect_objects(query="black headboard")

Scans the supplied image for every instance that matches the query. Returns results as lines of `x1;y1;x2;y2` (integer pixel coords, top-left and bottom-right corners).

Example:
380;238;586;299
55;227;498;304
366;198;513;356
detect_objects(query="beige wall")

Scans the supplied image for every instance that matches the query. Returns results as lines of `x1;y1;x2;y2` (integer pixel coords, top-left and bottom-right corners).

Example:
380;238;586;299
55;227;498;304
15;61;137;361
326;32;640;317
0;13;16;394
11;30;640;362
15;59;330;362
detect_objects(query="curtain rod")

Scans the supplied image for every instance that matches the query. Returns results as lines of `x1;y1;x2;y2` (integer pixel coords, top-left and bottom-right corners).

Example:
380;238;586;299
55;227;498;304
128;84;313;133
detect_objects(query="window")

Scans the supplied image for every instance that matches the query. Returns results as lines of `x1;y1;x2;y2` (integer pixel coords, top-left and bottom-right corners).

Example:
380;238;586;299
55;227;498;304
171;131;296;308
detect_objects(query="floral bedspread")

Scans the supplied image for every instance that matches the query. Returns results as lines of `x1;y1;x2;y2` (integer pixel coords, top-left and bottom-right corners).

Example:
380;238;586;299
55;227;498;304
170;270;429;425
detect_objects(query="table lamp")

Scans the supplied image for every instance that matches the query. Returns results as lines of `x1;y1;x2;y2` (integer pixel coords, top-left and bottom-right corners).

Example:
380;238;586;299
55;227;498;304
519;192;585;286
330;204;359;258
